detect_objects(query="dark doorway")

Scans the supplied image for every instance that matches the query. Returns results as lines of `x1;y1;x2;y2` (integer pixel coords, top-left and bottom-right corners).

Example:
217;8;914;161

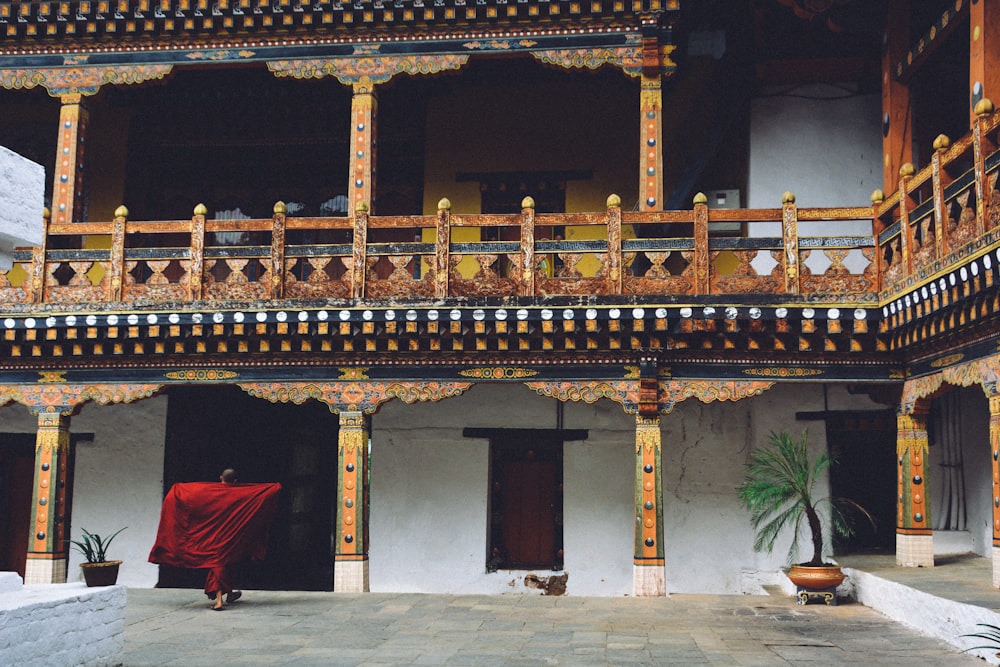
0;434;35;577
826;410;897;553
489;436;564;570
160;385;338;591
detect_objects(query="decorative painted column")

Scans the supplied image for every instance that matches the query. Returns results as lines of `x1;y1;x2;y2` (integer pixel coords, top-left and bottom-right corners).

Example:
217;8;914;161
881;0;912;191
335;410;369;592
24;408;74;584
634;415;665;596
969;0;1000;126
990;393;1000;587
896;406;933;567
349;83;377;214
640;72;664;212
52;94;89;224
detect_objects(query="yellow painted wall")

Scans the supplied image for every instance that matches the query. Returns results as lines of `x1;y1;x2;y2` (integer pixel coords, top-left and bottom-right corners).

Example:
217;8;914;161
422;63;640;215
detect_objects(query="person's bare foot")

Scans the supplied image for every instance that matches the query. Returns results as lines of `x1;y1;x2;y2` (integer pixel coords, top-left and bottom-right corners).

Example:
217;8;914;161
213;590;224;610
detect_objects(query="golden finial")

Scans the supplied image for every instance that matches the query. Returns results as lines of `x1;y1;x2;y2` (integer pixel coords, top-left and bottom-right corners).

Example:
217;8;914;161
781;191;796;204
932;134;950;151
521;196;535;210
194;203;208;216
606;194;622;208
273;201;287;215
42;207;51;220
899;162;915;178
693;192;708;205
114;205;129;218
871;189;884;204
355;201;369;213
437;198;451;211
974;98;994;117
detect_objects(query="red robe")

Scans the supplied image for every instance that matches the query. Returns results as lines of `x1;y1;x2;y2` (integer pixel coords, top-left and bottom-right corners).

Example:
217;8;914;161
149;482;282;573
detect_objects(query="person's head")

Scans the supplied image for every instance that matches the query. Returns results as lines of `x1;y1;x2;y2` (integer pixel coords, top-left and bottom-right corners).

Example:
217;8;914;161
220;468;238;484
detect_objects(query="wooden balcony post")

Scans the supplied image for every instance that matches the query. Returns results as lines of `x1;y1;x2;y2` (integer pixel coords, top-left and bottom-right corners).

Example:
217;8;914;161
519;197;536;297
350;84;378;214
189;204;207;301
969;0;1000;127
107;205;127;302
351;202;369;299
931;135;951;258
28;208;50;304
434;198;451;299
692;192;709;295
898;163;916;276
781;192;800;294
871;189;885;292
882;0;912;191
973;99;995;234
640;71;664;212
606;194;623;294
51;94;89;225
24;409;73;584
270;201;287;300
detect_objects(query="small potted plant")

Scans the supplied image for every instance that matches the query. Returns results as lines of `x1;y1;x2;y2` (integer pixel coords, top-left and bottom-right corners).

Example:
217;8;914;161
738;430;872;599
70;527;126;587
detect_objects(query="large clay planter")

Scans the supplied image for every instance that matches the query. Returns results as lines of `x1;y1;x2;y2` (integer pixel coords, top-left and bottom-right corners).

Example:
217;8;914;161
80;560;122;587
786;564;845;590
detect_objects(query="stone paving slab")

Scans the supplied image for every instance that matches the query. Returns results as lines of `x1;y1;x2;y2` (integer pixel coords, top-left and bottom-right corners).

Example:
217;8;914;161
123;588;986;666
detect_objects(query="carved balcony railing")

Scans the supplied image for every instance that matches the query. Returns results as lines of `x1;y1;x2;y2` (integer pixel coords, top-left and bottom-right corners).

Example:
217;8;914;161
0;195;881;309
875;102;1000;298
1;105;998;312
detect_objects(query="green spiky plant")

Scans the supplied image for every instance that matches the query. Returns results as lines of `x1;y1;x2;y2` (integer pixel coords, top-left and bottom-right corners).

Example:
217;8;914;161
69;527;126;563
738;430;872;566
961;623;1000;657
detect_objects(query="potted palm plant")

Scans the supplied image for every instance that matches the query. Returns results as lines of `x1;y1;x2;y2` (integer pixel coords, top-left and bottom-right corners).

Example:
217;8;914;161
70;527;126;587
738;430;872;599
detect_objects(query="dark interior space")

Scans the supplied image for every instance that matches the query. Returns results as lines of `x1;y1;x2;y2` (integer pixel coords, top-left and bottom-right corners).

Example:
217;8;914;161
160;385;339;591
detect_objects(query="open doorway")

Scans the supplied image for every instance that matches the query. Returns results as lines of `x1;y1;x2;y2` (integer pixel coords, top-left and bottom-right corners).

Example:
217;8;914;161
159;385;339;591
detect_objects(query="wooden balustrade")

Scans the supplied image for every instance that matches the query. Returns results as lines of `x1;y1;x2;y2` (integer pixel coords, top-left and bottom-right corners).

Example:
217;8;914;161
1;103;997;309
0;195;882;307
875;100;1000;296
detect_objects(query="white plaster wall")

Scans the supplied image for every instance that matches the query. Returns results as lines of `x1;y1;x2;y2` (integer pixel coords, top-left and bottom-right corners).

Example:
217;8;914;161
662;383;882;594
748;83;881;213
370;383;634;596
0;396;168;588
68;397;168;587
0;146;44;269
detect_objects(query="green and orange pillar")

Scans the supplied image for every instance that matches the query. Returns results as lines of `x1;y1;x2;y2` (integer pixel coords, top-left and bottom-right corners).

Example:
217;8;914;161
335;410;370;592
896;405;933;568
24;408;75;584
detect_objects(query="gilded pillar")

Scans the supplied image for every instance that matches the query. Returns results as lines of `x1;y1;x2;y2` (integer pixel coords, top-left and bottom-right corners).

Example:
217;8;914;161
349;85;377;214
896;407;933;567
24;409;74;584
640;73;664;212
990;394;1000;587
335;410;369;592
52;94;89;225
634;415;665;596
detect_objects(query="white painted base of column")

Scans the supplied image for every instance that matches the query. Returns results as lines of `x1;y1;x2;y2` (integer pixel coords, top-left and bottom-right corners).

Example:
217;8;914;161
334;559;369;592
896;532;934;568
24;557;67;585
993;546;1000;588
632;564;665;597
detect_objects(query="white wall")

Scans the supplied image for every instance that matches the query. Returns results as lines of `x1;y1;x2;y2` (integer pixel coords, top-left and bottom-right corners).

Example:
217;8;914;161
0;395;167;588
0;146;44;270
749;83;881;213
370;383;634;595
371;382;884;596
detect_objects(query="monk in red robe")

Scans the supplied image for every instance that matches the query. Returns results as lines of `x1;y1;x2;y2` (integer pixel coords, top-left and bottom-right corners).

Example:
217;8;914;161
149;469;281;610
